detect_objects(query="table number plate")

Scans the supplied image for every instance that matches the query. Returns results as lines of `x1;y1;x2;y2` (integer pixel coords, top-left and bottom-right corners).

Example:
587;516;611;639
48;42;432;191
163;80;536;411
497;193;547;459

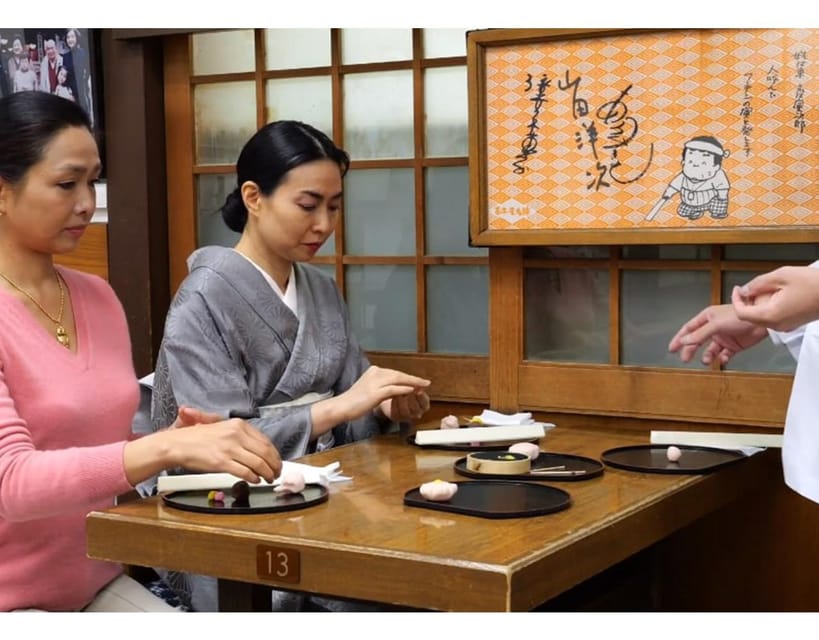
256;545;300;584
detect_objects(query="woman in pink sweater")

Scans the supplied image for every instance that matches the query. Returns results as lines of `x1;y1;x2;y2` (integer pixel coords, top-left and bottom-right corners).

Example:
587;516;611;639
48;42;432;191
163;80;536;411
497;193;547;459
0;91;283;611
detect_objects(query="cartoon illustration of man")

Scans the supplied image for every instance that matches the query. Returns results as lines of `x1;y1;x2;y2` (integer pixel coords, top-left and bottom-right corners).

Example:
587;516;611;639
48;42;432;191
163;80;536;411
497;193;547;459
645;135;731;221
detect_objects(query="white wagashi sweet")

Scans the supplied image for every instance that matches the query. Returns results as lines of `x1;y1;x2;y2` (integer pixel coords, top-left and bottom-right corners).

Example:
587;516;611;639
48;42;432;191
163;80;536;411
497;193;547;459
419;479;458;501
274;469;306;494
666;445;682;462
440;414;460;429
508;442;540;460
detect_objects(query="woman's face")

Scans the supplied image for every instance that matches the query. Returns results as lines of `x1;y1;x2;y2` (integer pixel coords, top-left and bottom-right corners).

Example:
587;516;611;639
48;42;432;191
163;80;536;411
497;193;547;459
12;38;23;55
66;31;77;48
245;158;342;264
0;126;100;256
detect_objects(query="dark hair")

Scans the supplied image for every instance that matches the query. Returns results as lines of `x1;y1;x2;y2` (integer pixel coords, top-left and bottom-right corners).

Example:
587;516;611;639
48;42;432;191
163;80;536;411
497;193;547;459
221;120;350;233
0;92;92;185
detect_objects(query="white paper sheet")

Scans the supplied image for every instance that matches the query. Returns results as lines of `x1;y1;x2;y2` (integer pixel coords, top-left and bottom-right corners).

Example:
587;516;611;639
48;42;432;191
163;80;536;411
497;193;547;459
156;460;348;493
650;430;781;455
414;424;546;445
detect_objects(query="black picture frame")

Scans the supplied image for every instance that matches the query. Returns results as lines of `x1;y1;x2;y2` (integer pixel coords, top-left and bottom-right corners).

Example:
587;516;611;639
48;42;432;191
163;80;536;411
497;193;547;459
0;28;105;174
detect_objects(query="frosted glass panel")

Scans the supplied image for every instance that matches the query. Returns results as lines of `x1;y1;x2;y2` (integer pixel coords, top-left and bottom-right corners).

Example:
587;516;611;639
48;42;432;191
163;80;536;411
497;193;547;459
197;174;240;248
265;77;332;136
341;29;412;64
194;82;256;165
524;269;609;363
192;30;255;75
425;167;485;256
621;245;710;260
344;71;413;160
423;29;467;58
722;271;796;373
345;265;416;352
316;232;335;256
621;270;710;368
344;169;414;256
427;266;488;355
724;244;819;261
424;66;468;157
264;29;331;70
311;264;336;281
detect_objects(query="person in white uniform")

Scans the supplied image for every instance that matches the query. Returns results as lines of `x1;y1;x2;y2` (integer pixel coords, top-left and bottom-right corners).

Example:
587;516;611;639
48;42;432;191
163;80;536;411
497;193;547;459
668;260;819;504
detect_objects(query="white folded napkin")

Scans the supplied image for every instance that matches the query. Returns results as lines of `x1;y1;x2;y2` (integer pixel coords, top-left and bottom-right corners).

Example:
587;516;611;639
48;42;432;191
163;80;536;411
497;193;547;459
471;409;555;430
649;430;780;457
415;423;546;446
156;460;350;493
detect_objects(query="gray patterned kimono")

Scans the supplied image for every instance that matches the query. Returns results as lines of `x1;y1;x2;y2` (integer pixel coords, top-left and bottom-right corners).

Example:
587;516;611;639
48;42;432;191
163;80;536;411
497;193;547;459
149;246;390;611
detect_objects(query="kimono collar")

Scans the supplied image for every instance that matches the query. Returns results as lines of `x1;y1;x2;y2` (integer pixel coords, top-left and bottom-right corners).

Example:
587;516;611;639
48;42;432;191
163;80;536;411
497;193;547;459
233;251;298;316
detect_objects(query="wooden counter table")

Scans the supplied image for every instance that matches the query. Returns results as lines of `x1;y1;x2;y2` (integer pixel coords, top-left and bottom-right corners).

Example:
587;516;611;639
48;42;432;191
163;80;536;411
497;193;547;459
86;425;779;611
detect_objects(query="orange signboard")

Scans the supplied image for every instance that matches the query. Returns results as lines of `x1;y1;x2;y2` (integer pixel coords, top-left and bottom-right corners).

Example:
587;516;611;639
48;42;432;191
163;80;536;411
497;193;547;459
470;28;819;244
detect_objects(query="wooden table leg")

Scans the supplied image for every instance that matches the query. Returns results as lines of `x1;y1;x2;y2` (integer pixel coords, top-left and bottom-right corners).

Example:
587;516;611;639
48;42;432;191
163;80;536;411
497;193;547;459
217;579;273;611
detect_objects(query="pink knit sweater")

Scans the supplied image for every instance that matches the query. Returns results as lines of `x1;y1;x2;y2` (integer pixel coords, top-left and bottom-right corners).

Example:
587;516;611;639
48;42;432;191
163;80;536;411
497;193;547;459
0;266;138;611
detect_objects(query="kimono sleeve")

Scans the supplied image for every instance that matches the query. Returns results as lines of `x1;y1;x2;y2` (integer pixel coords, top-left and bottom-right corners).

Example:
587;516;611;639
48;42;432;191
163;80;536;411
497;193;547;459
152;290;313;459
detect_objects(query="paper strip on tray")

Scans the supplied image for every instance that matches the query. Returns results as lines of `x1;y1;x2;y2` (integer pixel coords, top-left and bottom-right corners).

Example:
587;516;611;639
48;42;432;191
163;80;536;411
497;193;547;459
650;430;783;449
414;424;546;445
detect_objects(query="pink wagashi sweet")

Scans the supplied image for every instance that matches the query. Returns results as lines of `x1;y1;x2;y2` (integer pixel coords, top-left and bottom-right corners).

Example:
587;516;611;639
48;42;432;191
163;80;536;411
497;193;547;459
419;479;458;501
274;469;307;494
508;442;540;460
440;414;459;429
666;445;682;462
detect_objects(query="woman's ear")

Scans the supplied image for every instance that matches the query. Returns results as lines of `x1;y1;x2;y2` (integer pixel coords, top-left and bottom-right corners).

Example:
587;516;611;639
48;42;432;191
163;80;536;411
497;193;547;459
0;178;10;216
240;181;262;218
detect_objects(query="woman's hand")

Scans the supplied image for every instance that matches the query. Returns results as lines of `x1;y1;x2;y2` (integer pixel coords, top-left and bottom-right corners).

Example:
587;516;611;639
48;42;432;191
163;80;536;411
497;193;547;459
169;405;223;429
732;266;819;332
311;366;431;434
124;418;282;486
668;303;768;365
379;390;431;422
341;366;430;420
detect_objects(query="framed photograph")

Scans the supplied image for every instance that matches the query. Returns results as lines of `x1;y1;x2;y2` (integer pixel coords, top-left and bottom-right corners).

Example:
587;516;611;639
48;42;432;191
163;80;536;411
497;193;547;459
0;28;101;133
468;28;819;245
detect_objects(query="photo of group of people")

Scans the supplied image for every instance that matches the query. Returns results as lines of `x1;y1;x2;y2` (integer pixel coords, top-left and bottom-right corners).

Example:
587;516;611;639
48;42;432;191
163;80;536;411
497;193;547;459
0;28;96;128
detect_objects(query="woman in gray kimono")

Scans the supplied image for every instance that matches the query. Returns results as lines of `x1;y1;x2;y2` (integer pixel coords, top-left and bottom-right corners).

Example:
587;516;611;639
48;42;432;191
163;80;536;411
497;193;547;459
150;120;431;611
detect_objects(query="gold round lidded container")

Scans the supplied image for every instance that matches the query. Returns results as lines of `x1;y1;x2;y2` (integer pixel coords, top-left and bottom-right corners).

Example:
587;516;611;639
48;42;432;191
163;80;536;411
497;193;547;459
466;451;531;475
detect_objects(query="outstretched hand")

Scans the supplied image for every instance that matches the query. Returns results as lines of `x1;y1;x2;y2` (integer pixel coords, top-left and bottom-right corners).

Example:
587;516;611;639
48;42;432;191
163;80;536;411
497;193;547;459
731;265;819;332
668;303;768;365
124;417;282;487
170;405;223;429
380;389;431;423
165;417;282;484
341;365;431;422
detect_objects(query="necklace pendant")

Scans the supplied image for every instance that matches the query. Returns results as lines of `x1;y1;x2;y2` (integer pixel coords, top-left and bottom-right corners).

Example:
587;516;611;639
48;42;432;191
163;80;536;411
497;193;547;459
56;325;70;348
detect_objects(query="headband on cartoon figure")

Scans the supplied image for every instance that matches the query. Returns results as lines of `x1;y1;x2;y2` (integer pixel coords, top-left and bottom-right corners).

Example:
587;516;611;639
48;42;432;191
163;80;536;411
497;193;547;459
684;140;730;158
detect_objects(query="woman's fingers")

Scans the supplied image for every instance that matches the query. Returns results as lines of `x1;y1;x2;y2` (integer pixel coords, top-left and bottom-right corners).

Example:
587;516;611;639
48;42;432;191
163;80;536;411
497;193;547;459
175;405;224;427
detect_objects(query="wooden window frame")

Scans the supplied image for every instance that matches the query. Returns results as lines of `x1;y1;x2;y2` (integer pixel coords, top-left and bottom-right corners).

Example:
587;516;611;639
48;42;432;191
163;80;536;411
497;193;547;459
163;29;488;404
163;29;801;427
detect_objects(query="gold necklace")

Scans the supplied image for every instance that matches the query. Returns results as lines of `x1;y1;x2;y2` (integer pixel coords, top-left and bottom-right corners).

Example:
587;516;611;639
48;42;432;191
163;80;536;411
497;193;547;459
0;269;70;348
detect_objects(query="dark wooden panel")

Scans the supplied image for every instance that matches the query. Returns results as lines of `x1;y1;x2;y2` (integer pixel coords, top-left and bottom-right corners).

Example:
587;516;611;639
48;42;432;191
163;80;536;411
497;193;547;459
518;363;792;428
163;35;196;295
655;455;819;611
489;248;523;412
101;31;170;375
